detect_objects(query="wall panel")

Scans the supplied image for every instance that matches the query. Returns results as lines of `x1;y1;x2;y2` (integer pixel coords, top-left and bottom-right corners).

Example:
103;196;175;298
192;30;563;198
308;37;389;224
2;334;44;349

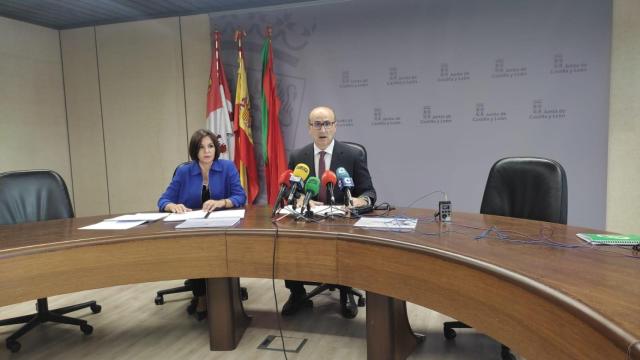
60;27;109;216
96;18;188;214
0;17;71;198
607;0;640;233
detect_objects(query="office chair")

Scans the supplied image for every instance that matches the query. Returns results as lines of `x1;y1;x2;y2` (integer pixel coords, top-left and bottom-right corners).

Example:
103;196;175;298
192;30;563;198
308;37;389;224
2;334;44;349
0;170;101;353
443;157;568;360
154;162;247;319
292;142;369;319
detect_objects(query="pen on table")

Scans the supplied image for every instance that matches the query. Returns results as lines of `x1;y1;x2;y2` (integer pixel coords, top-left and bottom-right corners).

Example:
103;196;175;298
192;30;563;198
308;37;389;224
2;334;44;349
205;210;212;219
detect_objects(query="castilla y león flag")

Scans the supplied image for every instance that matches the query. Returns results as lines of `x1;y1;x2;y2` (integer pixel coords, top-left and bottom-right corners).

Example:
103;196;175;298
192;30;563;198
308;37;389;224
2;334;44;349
207;31;234;160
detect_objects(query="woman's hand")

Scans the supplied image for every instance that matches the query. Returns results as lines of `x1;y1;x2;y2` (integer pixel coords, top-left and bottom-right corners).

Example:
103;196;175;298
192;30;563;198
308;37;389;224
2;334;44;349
165;203;191;213
202;199;228;212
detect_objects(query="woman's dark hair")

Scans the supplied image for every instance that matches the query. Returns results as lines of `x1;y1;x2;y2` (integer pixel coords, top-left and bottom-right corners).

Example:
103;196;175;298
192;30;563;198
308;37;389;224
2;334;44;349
188;129;220;161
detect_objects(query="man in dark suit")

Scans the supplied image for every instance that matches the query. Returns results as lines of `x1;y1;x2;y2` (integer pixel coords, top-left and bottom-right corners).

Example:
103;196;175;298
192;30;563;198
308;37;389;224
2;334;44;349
282;106;377;316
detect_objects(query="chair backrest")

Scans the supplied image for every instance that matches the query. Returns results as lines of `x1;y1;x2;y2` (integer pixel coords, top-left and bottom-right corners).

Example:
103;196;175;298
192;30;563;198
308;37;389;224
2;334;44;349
172;161;192;179
342;141;368;166
480;157;568;224
0;170;74;225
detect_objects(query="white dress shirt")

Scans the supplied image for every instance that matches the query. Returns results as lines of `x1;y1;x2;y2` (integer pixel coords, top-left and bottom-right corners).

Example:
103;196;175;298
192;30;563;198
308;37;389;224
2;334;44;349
313;140;334;177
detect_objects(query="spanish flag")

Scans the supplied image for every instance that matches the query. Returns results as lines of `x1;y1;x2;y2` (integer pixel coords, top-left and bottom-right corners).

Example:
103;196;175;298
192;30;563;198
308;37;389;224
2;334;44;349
233;32;259;204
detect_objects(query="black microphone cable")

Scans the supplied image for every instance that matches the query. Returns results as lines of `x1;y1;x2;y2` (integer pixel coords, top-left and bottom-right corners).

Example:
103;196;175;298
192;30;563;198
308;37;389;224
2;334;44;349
270;218;289;360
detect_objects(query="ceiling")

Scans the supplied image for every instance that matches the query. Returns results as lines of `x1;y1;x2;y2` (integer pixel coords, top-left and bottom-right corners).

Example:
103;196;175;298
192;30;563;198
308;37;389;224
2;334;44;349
0;0;321;30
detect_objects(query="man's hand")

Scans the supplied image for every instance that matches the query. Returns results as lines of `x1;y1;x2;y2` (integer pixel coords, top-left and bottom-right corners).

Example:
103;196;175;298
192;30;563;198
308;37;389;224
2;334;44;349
295;198;323;209
349;197;369;208
165;203;191;213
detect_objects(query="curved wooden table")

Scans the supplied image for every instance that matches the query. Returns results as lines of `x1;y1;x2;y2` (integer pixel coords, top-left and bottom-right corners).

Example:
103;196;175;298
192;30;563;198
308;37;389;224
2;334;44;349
0;207;638;359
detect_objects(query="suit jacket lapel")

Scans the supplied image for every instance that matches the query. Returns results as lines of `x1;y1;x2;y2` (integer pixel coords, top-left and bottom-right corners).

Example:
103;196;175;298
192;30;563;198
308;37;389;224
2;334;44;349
302;144;315;177
330;141;342;173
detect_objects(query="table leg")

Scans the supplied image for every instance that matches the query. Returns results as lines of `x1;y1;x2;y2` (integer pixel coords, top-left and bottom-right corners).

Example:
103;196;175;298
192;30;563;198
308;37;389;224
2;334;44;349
206;277;251;350
366;291;425;360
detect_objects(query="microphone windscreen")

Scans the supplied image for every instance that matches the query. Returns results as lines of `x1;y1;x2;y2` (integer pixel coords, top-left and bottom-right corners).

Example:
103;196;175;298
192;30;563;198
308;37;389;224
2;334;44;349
336;167;354;189
304;176;320;196
321;170;337;187
293;163;311;181
278;170;293;187
336;167;350;180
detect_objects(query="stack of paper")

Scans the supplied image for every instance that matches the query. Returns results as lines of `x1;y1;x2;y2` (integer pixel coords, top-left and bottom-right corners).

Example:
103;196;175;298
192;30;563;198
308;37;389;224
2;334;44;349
353;217;417;231
175;217;241;229
80;213;168;230
163;209;245;222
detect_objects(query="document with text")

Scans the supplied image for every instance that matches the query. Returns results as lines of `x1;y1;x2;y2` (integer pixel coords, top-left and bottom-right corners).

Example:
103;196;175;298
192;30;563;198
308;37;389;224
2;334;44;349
353;217;417;231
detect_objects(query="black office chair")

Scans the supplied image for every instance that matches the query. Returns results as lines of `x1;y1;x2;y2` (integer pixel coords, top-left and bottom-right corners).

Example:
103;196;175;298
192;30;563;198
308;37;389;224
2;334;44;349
0;170;101;353
154;162;247;319
293;142;369;319
443;157;568;360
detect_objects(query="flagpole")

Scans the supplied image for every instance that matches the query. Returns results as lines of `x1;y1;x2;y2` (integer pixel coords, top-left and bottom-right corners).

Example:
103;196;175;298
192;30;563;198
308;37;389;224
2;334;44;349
214;31;221;76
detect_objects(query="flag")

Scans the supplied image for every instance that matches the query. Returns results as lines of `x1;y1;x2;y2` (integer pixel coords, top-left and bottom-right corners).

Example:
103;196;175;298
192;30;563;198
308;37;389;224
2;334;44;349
261;27;287;205
233;32;259;204
206;31;234;160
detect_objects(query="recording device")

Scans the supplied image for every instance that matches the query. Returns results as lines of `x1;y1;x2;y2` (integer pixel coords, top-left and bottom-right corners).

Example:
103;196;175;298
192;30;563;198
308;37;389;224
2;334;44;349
287;163;310;209
438;200;452;222
301;176;320;215
321;170;337;205
336;167;354;206
271;169;292;217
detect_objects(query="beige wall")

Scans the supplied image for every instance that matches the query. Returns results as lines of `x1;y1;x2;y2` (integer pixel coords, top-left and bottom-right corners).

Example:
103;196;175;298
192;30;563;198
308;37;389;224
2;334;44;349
607;0;640;233
180;15;212;138
0;17;72;198
60;27;109;216
59;15;210;215
95;18;188;214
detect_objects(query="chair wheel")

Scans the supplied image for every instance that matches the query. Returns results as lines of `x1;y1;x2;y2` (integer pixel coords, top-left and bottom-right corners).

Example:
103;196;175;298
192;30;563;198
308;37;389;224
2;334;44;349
444;327;457;339
90;304;102;314
357;297;366;307
341;302;358;319
240;287;248;301
155;295;164;305
6;340;20;353
80;324;93;335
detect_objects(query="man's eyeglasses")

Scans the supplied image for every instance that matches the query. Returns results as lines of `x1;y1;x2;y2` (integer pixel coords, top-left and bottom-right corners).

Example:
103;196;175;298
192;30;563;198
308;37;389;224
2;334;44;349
309;120;336;129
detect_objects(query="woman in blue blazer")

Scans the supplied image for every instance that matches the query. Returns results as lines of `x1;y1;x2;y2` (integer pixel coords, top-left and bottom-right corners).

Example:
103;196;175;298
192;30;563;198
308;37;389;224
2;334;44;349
158;129;246;319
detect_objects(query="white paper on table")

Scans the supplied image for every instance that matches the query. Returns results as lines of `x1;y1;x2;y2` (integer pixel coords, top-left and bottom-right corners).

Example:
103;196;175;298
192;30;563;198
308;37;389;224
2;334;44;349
164;209;246;222
278;205;346;216
204;209;245;219
163;210;207;221
311;205;346;216
105;213;168;222
79;220;146;230
353;217;417;230
175;217;241;229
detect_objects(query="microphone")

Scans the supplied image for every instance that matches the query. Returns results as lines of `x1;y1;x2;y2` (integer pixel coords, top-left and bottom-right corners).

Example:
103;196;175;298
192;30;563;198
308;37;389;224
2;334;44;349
271;169;293;217
336;167;354;206
300;176;320;214
321;170;337;205
286;163;310;209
